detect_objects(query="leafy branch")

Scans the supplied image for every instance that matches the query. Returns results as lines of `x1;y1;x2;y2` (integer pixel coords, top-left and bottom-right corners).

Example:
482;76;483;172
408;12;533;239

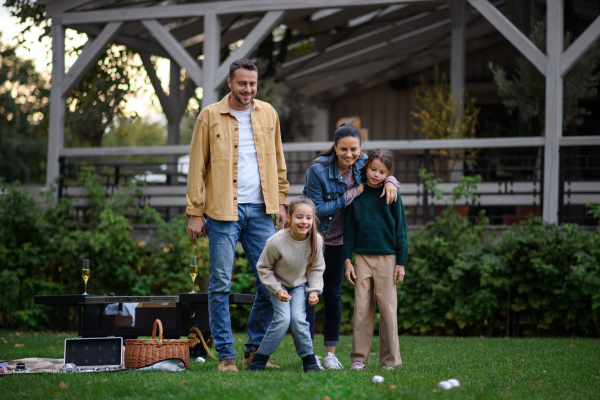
419;168;482;205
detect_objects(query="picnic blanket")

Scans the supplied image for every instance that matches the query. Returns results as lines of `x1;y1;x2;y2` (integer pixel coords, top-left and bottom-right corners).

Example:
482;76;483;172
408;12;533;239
0;358;65;374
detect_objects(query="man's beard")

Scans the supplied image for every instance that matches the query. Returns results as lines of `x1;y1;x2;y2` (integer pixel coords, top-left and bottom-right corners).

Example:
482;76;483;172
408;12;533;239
232;90;254;106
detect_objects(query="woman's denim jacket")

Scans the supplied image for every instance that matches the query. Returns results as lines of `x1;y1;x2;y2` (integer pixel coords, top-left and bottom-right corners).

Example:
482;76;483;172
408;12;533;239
303;152;368;236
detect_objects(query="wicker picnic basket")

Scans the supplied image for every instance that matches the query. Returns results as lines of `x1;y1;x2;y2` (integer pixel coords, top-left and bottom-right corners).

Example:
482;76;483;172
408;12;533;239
125;319;190;369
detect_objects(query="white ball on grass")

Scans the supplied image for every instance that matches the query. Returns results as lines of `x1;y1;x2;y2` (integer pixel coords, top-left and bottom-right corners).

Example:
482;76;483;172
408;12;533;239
447;379;460;387
371;375;385;383
195;357;206;363
437;381;453;390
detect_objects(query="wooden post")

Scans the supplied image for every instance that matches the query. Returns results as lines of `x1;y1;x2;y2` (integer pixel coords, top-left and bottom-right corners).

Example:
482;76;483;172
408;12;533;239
46;18;66;192
166;60;182;185
449;0;466;114
543;0;563;224
449;0;467;182
202;11;221;109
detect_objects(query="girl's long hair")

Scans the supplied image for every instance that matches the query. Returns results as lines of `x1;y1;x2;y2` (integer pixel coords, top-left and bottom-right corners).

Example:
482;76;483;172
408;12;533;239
284;196;322;274
311;123;363;165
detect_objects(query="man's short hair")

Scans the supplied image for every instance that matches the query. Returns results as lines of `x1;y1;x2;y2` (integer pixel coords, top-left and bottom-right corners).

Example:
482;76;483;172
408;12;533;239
229;58;258;81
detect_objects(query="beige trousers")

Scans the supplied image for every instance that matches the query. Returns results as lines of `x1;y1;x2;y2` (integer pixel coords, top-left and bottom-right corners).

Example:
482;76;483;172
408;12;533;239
350;254;402;367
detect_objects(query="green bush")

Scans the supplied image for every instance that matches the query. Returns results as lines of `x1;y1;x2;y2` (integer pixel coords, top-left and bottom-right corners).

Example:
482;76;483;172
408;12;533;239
0;177;208;329
398;208;498;336
393;210;600;337
494;218;600;336
1;176;599;336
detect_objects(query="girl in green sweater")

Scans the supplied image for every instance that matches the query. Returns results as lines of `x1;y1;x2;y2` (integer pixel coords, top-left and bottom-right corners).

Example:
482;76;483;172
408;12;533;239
343;148;408;370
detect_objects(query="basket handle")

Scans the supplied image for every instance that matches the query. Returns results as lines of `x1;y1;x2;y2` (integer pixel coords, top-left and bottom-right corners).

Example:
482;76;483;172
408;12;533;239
152;319;163;347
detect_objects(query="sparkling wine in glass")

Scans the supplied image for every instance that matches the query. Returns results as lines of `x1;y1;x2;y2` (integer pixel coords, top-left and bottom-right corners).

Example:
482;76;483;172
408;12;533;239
82;259;90;295
189;256;198;294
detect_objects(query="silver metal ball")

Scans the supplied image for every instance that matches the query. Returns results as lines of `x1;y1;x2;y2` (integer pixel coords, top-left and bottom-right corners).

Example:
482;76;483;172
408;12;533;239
371;375;385;383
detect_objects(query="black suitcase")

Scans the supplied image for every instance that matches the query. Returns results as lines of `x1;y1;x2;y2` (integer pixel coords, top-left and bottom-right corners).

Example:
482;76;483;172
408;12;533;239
63;337;124;372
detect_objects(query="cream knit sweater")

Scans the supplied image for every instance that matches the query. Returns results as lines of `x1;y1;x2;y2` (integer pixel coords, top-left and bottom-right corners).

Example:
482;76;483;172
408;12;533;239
256;228;325;295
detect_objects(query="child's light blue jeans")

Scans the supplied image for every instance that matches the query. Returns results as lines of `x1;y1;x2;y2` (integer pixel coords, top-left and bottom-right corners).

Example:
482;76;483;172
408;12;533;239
256;283;314;359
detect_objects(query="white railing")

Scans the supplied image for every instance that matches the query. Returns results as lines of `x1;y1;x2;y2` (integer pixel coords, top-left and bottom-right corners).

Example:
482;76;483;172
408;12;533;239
56;136;600;158
6;137;599;218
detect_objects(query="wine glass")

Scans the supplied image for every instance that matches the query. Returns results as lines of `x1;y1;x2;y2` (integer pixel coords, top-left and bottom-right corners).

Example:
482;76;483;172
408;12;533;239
189;256;198;294
82;259;90;295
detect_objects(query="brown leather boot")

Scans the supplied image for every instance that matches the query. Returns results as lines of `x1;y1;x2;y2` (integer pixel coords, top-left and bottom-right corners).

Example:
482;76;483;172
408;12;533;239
242;351;280;369
218;359;238;372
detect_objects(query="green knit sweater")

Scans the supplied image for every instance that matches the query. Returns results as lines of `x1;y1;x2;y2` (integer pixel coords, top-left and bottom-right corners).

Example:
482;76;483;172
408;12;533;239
343;184;408;266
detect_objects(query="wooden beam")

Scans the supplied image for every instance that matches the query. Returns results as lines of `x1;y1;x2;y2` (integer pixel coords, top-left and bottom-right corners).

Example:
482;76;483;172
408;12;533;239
60;145;191;157
75;25;172;58
282;6;449;71
47;18;65;190
560;14;600;76
542;0;563;224
215;11;286;88
285;137;546;151
201;12;221;108
560;136;600;146
321;23;502;98
449;0;466;112
58;137;546;158
285;16;452;81
45;0;96;16
60;0;440;25
61;22;122;97
558;136;600;146
142;19;203;87
299;58;400;95
467;0;546;75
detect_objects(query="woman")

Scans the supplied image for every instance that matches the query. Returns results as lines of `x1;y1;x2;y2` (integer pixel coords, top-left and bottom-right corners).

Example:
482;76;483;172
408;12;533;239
303;124;398;370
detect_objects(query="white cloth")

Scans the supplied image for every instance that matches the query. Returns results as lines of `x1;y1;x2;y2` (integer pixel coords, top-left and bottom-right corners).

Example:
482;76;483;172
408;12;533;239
104;303;137;327
229;106;264;204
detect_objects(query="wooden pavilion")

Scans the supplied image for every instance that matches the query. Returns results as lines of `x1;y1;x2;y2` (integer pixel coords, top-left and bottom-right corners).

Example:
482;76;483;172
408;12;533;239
38;0;600;223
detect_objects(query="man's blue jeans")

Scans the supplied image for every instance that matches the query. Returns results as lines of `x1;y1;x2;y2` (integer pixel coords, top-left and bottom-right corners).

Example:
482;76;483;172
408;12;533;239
256;284;313;359
206;203;275;360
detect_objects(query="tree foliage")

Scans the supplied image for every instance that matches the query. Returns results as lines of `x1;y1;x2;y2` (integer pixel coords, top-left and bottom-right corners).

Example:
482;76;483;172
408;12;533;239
5;0;144;148
0;33;49;183
1;176;599;335
412;66;481;162
489;21;600;132
65;45;142;147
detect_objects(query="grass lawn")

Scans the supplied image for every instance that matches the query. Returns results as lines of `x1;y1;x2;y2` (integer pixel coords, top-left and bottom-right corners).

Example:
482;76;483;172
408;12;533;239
1;330;599;399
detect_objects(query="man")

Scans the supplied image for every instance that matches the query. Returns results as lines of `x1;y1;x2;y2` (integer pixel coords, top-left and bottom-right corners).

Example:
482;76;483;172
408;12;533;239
186;58;289;372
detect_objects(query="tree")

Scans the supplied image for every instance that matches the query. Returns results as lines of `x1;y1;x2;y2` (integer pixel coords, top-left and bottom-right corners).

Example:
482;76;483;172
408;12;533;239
103;117;167;165
5;0;144;149
65;45;142;148
411;66;481;167
489;21;600;133
253;27;316;142
0;33;49;183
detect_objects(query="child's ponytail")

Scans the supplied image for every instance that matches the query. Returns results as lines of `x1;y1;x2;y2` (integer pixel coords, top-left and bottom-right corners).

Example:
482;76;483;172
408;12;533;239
306;215;321;275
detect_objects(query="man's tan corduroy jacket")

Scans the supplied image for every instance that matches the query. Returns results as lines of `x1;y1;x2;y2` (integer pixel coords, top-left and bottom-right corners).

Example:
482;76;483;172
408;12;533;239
186;94;289;221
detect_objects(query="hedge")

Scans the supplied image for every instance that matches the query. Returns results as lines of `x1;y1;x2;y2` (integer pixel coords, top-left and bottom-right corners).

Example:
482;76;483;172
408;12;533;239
1;177;598;336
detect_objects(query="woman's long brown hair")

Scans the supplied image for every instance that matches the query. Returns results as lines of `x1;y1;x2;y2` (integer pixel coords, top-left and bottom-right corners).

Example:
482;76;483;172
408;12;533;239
284;196;322;274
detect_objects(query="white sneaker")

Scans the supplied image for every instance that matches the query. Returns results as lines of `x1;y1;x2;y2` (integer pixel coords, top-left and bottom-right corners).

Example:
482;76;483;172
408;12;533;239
315;355;325;371
323;352;343;370
350;361;366;370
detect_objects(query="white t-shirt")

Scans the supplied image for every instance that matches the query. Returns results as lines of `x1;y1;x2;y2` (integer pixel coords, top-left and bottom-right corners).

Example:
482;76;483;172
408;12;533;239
229;106;264;204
